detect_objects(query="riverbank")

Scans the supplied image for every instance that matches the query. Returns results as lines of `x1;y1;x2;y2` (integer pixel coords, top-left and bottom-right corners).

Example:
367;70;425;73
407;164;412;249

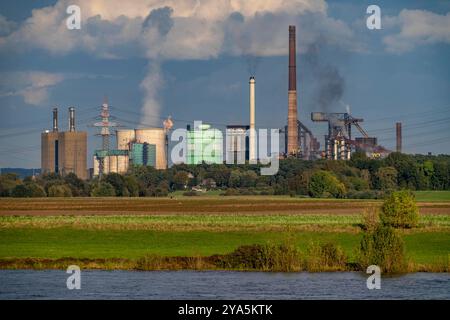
0;225;448;272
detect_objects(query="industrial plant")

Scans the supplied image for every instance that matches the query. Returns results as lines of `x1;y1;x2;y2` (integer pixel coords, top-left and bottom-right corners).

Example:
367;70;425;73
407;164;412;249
92;101;168;176
41;107;87;180
40;25;399;180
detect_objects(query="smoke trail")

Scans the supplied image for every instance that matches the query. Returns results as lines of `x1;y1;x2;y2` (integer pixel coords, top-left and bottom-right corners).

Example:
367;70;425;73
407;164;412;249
140;7;174;127
305;42;345;112
140;61;163;127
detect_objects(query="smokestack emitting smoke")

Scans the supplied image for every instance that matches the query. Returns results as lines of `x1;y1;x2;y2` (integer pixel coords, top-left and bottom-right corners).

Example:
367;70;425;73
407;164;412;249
287;25;299;156
52;107;58;132
69;107;75;132
249;76;256;161
396;122;402;153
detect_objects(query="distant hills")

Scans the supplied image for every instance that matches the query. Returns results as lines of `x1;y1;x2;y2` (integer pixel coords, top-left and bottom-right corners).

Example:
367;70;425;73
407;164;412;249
0;168;41;179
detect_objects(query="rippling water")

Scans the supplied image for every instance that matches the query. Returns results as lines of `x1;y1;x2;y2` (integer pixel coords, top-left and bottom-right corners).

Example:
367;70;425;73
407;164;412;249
0;270;448;299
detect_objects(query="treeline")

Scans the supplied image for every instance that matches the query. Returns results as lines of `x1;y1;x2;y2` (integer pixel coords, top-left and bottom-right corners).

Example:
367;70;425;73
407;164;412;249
1;152;449;198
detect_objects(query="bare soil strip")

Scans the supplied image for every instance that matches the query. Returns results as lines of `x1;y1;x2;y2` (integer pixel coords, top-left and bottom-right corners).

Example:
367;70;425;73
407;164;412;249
0;198;449;216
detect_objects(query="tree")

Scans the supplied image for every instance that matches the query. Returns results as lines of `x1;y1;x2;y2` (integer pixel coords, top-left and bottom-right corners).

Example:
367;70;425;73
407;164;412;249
240;170;257;188
375;166;397;191
172;171;189;190
308;170;346;198
380;190;419;228
0;173;20;197
124;175;139;197
105;173;126;196
64;173;87;196
11;182;46;197
90;182;116;197
228;170;242;188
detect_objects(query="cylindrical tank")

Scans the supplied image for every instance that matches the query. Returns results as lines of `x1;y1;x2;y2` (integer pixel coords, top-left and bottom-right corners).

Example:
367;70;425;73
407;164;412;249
135;128;166;169
116;129;135;150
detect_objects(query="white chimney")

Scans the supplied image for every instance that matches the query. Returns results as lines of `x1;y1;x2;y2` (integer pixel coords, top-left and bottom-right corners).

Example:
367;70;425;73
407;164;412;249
249;76;256;162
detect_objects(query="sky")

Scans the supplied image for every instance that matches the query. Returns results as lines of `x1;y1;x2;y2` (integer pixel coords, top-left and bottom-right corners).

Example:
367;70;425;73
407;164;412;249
0;0;449;168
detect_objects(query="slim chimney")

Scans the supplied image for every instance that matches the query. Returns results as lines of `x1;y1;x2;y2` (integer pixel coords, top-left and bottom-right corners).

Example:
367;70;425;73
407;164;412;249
69;107;75;132
287;25;299;156
52;107;58;132
396;122;402;153
249;76;256;161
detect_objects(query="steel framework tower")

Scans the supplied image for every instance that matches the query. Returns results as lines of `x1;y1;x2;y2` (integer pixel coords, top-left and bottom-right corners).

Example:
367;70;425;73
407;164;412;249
92;98;119;177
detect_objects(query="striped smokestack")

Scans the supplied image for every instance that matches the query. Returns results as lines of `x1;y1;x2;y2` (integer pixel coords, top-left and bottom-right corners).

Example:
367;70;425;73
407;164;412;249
287;25;299;156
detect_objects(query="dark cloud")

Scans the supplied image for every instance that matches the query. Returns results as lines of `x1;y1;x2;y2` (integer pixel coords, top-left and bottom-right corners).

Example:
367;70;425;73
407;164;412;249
143;6;174;36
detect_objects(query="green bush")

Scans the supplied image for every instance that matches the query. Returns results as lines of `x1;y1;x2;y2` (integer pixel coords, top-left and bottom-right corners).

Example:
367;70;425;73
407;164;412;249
47;184;72;197
358;225;406;273
308;170;346;198
380;190;419;228
183;191;199;196
305;242;347;271
90;182;116;197
217;243;301;272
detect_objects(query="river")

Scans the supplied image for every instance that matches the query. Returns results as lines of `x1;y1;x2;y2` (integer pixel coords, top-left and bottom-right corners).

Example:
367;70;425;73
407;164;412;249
0;270;448;299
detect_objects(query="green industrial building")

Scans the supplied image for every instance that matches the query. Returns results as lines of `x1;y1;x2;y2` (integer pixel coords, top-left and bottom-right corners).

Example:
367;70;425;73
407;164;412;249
186;124;223;165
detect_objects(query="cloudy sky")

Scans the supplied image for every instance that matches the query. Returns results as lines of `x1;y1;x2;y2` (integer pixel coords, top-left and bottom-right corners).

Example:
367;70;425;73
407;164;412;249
0;0;449;168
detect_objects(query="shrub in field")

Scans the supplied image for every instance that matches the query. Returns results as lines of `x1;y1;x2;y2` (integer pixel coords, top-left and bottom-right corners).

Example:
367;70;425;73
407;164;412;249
358;224;406;273
308;170;346;198
218;243;301;272
380;190;419;228
90;182;116;197
305;242;347;271
47;184;72;197
362;207;380;231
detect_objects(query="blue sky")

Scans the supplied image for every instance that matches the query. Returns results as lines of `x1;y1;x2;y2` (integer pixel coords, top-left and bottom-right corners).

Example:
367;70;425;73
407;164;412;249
0;0;449;168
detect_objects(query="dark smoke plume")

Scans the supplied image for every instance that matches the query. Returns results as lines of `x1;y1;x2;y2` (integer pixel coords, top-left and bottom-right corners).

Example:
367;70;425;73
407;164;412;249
305;42;345;112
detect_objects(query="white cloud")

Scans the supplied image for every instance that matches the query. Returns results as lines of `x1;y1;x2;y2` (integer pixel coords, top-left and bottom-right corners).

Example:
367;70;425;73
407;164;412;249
383;9;450;53
0;71;64;106
0;0;363;122
0;0;361;59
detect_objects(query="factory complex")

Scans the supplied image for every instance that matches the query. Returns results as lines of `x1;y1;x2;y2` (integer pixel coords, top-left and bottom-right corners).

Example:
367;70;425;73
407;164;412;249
41;25;399;180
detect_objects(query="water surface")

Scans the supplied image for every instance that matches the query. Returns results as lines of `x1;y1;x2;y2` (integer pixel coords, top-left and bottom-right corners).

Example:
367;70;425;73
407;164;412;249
0;270;448;299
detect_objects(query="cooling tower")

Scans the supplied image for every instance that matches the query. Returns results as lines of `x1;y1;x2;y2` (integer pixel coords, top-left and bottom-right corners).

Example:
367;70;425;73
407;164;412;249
116;129;135;150
134;128;167;169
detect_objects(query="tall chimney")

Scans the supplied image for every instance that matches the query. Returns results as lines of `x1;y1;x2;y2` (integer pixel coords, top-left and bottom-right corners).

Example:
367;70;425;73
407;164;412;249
396;122;402;153
249;76;256;162
52;107;58;132
287;25;299;156
69;107;75;132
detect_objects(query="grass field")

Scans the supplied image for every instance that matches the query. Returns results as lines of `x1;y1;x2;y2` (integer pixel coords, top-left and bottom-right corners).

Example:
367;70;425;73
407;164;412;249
0;228;448;266
0;214;449;231
414;191;450;202
0;194;448;271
